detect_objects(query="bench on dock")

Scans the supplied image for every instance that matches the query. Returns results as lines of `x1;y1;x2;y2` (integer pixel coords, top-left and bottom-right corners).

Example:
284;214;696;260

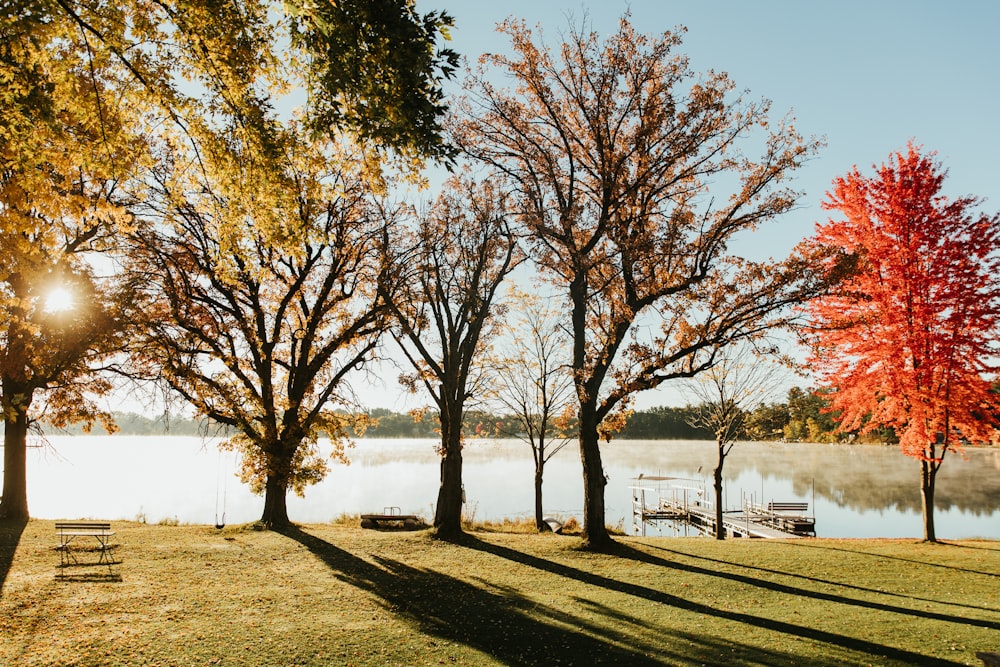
763;503;815;537
745;502;816;537
767;502;810;514
55;521;119;574
360;507;421;530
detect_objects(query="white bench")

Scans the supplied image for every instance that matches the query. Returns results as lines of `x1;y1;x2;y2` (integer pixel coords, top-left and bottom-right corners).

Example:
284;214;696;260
767;502;810;514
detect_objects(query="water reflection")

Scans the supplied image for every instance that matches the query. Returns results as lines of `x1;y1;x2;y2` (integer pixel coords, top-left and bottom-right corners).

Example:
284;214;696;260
24;436;1000;539
601;440;1000;515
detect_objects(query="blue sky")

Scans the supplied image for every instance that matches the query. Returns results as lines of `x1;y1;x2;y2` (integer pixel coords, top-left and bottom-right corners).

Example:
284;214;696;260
427;0;1000;257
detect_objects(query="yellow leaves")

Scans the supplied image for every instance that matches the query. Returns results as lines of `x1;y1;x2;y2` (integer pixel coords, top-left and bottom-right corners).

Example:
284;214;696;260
1;14;144;273
0;66;129;433
551;405;577;437
131;122;395;508
597;408;631;443
409;407;430;424
33;378;117;433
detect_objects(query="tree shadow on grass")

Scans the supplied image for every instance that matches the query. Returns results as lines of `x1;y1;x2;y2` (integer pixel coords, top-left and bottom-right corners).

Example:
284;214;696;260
778;539;1000;575
642;542;997;613
951;542;1000;553
278;526;814;666
0;518;26;594
617;543;998;630
462;536;971;666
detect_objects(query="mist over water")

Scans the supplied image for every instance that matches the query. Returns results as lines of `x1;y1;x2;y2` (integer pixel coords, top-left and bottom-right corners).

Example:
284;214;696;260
24;436;1000;539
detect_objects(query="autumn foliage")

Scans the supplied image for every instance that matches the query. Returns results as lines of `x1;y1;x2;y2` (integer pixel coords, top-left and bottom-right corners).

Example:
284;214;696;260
130;131;392;529
805;143;1000;540
0;0;462;522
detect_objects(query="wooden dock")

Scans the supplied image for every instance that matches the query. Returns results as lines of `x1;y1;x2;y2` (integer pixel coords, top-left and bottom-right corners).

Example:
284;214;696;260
631;477;815;539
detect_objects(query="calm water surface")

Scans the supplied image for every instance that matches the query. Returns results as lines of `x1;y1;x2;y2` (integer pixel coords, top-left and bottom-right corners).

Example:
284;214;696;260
24;436;1000;539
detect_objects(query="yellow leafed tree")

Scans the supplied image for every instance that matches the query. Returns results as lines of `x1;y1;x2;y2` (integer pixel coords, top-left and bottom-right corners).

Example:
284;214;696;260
0;6;146;520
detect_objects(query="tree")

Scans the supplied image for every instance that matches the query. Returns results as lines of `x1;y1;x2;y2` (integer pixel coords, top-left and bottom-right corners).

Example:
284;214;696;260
487;287;575;531
1;0;458;522
684;345;785;539
130;129;393;529
384;175;521;539
743;401;790;441
457;16;829;549
0;10;143;520
782;386;842;442
41;0;458;164
804;142;1000;542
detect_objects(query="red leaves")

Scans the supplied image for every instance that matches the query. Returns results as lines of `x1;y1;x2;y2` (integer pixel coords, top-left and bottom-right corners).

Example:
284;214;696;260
806;142;1000;459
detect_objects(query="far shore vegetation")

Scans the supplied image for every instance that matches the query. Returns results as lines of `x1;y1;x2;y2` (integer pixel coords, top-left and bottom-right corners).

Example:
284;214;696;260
46;385;901;444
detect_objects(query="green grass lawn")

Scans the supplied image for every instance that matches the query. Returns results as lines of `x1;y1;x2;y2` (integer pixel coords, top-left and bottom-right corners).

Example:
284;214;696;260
1;520;997;666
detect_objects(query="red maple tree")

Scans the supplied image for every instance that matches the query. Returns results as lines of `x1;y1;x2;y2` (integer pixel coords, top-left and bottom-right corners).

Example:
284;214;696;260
805;142;1000;542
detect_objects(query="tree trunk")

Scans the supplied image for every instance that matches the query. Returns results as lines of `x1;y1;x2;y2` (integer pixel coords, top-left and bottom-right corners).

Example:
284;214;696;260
435;446;464;538
534;463;544;531
920;458;937;543
260;472;290;529
714;440;726;540
434;402;465;539
0;408;30;521
578;407;612;550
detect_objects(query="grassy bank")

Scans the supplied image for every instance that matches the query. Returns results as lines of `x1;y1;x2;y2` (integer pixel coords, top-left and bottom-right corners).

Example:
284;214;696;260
1;520;997;666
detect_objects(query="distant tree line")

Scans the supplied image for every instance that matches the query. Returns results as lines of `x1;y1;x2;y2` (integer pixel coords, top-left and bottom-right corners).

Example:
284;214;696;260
32;386;951;450
362;388;894;443
36;387;903;444
622;387;899;443
51;413;231;437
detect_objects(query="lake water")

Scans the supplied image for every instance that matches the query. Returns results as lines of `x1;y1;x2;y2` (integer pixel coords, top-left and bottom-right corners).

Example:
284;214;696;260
21;436;1000;539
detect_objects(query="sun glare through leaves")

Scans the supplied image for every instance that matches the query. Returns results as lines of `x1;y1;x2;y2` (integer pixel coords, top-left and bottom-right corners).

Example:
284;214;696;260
43;287;75;313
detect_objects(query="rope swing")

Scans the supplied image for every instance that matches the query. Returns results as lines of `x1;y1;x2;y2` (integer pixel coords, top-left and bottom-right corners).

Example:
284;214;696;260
214;449;228;529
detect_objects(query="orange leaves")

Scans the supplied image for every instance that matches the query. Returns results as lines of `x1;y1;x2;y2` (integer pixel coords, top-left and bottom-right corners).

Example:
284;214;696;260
597;407;631;443
806;143;1000;459
461;15;821;408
